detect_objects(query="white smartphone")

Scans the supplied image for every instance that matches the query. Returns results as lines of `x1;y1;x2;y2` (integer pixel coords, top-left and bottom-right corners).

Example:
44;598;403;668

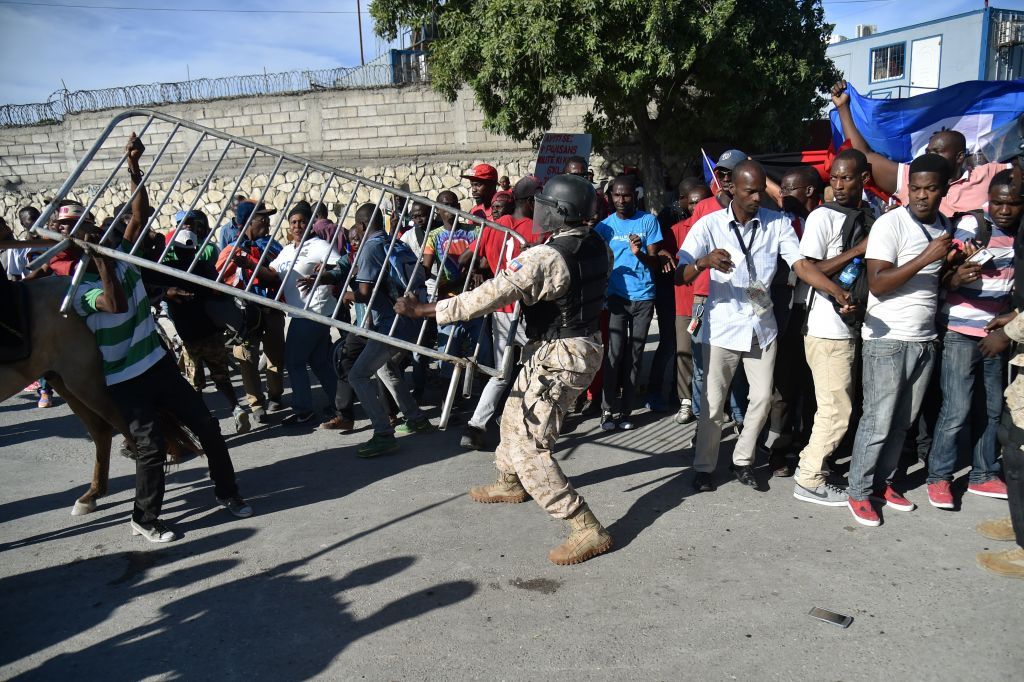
968;248;994;266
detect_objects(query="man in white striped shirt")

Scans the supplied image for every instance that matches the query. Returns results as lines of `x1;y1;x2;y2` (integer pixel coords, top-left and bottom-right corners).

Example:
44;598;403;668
677;160;852;492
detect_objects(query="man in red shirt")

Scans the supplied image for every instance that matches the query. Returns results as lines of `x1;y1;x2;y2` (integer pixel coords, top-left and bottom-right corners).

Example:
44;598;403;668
461;163;499;221
670;182;713;425
461;176;545;450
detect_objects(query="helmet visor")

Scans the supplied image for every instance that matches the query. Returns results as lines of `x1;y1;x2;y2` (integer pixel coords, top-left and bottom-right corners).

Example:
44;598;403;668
532;193;567;234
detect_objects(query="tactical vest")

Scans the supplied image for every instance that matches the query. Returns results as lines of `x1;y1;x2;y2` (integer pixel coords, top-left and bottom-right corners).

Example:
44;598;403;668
523;230;609;342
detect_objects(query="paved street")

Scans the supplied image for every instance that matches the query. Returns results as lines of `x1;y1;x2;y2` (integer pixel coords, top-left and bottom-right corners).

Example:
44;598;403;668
2;340;1022;680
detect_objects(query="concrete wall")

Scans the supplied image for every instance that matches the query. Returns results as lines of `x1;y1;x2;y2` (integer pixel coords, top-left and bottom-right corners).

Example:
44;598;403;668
0;84;597;233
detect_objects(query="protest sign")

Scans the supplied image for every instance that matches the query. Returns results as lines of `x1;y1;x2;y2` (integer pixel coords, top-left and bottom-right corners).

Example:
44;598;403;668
534;132;592;184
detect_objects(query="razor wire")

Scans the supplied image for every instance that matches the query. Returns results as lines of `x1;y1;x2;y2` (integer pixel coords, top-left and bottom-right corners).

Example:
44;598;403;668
27;109;526;430
0;64;405;128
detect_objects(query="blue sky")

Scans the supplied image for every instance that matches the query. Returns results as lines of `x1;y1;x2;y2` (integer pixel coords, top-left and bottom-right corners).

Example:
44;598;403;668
0;0;1021;106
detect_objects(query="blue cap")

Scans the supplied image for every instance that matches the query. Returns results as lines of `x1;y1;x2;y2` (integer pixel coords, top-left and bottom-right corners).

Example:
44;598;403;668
716;149;747;171
235;201;276;226
174;210;202;223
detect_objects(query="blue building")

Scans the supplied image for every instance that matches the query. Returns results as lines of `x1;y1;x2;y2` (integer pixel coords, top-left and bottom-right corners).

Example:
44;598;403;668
826;5;1024;99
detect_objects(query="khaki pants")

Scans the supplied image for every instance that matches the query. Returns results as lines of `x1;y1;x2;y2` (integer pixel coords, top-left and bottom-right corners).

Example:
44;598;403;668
232;308;285;408
796;336;856;489
694;335;776;472
494;335;603;519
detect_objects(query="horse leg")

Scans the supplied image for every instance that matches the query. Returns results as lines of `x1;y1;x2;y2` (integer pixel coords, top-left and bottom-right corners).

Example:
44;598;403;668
47;375;113;516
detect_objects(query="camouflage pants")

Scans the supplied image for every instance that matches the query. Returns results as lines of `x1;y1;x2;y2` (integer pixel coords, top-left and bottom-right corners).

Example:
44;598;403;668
182;333;232;389
494;333;603;520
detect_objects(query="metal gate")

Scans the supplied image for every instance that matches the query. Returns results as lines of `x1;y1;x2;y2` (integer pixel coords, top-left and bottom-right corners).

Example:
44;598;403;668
26;109;526;429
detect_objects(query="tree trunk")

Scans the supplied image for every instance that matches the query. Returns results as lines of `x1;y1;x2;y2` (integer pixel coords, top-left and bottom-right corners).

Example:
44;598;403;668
632;113;668;213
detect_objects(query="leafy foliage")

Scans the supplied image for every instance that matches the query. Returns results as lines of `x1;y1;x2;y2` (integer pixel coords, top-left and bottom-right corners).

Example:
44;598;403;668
372;0;839;204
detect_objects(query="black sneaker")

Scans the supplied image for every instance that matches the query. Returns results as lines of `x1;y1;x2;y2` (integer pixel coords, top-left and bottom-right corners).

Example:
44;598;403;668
460;425;486;450
217;495;254;518
130;518;177;543
733;465;758;488
600;411;617;431
282;411;315;426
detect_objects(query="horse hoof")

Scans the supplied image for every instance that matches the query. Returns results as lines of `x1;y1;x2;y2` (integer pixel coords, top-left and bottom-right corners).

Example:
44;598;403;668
71;500;97;516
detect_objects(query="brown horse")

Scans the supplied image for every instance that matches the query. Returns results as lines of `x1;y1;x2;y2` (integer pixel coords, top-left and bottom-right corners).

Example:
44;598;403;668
1;275;201;516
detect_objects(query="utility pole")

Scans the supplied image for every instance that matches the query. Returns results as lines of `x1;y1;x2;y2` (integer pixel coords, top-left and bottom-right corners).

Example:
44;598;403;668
356;0;366;65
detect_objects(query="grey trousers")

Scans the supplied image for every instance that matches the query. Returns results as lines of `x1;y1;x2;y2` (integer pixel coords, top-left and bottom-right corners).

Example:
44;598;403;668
468;311;527;430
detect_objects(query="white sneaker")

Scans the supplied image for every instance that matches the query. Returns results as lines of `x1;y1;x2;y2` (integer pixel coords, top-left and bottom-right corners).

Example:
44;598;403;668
674;400;695;424
131;518;177;543
619;419;636;431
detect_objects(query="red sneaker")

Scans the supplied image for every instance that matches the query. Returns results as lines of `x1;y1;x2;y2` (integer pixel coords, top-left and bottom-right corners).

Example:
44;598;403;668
848;498;881;527
871;485;916;512
927;481;955;509
967;479;1009;500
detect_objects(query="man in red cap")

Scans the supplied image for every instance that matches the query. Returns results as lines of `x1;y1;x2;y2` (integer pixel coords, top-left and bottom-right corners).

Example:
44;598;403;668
461;163;499;221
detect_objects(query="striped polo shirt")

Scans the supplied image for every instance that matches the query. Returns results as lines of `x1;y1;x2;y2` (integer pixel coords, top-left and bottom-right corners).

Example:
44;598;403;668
72;260;166;385
940;213;1015;338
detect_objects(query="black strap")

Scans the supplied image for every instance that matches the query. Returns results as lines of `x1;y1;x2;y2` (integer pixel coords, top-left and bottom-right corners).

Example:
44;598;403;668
729;221;758;280
908;211;952;243
952;210;991;247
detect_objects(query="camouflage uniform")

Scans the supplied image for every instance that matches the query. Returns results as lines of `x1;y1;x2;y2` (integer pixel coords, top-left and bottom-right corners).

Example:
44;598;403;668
998;313;1024;547
436;227;609;519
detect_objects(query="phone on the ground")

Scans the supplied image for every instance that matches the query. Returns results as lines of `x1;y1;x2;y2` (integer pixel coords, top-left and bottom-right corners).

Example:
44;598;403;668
808;607;853;628
968;248;995;266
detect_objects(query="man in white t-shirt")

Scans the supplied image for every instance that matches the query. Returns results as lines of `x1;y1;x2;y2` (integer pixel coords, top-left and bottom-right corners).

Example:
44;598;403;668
794;149;879;506
846;154;955;527
265;202;343;426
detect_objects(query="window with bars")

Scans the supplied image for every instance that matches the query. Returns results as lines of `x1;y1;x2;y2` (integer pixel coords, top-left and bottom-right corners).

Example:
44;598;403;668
871;42;906;82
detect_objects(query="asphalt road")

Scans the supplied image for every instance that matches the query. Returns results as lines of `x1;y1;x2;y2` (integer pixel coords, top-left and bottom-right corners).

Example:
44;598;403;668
1;350;1022;680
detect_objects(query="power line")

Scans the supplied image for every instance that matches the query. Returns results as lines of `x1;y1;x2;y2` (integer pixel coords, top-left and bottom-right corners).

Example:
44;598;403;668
0;1;359;13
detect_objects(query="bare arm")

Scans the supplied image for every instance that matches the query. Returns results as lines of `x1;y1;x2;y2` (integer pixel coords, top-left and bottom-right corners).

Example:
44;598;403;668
91;254;129;313
121;133;150;245
831;81;899;195
866;233;952;296
812;240;868;276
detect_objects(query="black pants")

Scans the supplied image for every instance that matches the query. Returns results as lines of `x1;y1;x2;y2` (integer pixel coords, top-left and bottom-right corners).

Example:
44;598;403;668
107;354;239;524
647;275;677;400
769;304;815;456
602;295;655;416
999;410;1024;547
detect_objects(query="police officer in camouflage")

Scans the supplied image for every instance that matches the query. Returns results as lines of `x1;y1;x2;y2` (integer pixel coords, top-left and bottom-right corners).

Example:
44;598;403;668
394;174;614;565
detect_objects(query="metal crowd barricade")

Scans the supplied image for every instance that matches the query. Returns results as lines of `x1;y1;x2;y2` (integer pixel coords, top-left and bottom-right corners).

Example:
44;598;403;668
27;109;528;429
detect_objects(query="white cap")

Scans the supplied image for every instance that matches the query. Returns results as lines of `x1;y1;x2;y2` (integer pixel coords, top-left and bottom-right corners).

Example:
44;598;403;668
172;229;199;248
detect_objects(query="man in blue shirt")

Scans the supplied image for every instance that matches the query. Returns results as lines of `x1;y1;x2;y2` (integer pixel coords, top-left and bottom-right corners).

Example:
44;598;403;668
594;174;674;430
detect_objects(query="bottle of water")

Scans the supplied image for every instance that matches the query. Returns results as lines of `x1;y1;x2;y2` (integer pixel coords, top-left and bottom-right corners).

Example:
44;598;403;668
837;258;862;290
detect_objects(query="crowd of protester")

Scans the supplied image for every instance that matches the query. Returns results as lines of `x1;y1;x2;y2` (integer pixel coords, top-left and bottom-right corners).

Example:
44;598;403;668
1;80;1022;576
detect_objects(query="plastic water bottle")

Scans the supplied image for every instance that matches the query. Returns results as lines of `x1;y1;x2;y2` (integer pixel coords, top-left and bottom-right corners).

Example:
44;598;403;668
837;258;862;290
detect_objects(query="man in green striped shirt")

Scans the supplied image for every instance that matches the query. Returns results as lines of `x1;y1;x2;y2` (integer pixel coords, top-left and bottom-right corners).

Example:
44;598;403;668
64;133;253;543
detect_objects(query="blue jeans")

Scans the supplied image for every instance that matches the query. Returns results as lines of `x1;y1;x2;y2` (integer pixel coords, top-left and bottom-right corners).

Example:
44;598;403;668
437;317;492;380
349;322;424;436
848;339;936;500
927;330;1004;484
284;317;337;415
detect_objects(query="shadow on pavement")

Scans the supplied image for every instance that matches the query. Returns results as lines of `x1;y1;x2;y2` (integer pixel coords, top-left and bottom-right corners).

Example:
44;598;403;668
2;525;476;679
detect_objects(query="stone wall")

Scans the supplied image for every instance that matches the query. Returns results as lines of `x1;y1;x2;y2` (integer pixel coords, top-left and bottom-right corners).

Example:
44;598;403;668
0;85;601;234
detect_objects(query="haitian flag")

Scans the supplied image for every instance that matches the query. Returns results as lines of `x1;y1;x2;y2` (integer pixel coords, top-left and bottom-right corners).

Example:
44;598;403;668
829;80;1024;162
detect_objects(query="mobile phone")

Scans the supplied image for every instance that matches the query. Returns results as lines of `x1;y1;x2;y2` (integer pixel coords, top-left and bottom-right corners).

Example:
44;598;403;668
808;607;853;629
967;248;994;266
687;316;701;336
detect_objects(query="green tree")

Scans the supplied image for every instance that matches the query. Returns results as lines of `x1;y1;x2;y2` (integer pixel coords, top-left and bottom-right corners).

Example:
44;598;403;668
372;0;839;209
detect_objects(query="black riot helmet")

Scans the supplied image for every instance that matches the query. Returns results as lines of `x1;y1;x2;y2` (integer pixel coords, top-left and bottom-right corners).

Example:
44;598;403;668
533;174;597;234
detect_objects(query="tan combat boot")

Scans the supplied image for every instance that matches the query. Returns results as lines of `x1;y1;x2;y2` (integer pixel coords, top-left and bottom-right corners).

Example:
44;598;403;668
548;505;613;565
976;547;1024;579
976;517;1016;542
469;470;529;504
